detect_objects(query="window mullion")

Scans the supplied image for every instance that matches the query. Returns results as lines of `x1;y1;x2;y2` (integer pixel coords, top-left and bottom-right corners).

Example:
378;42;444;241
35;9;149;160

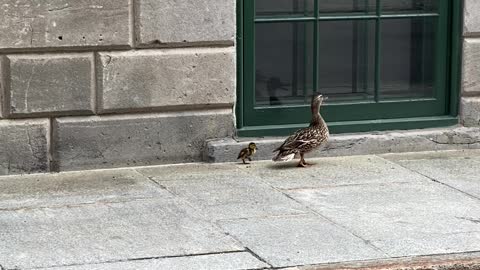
312;0;319;103
374;0;381;102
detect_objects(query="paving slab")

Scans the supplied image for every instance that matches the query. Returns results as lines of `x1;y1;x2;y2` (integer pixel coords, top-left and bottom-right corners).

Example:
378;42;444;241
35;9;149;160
391;155;480;199
154;178;308;220
0;169;170;210
44;252;268;270
286;181;480;257
219;215;387;268
0;199;242;269
237;155;428;190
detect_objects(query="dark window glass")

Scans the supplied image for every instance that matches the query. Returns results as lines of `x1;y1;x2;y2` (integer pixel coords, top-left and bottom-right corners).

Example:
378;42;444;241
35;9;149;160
381;17;436;99
255;22;314;106
318;20;376;101
318;0;376;14
382;0;438;14
256;0;314;17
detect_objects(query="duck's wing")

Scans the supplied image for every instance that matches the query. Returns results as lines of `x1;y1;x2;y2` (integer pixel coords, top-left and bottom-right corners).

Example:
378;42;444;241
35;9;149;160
237;148;249;159
273;128;311;152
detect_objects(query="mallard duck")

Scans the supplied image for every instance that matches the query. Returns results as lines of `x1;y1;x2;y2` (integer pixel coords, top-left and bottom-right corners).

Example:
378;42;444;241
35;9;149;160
272;94;329;167
237;142;258;164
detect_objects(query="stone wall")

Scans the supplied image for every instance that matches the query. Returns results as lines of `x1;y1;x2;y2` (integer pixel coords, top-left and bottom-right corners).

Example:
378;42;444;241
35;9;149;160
0;0;236;174
462;0;480;126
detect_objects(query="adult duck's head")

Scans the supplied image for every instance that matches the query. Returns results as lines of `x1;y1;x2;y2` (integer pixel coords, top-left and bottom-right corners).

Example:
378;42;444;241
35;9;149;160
311;93;328;111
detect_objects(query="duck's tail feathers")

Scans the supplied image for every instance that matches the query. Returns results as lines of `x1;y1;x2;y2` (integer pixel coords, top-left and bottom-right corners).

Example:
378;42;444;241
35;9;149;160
272;153;295;162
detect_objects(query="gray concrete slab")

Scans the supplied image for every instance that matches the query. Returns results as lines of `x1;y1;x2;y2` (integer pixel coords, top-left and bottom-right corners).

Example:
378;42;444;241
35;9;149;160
394;155;480;199
154;178;308;220
286;182;480;257
44;252;268;270
219;215;387;267
138;163;308;220
0;198;242;269
237;155;427;190
0;169;170;210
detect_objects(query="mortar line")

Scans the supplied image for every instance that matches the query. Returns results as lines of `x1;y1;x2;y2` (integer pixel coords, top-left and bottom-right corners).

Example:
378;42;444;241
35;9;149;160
382;156;480;202
253;176;389;257
28;250;248;270
0;42;233;55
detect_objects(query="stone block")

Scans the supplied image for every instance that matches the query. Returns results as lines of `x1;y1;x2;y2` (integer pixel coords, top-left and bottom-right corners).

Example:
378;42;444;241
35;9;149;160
0;0;130;50
0;118;49;175
97;48;235;113
135;0;235;45
461;97;480;127
463;39;480;95
52;109;234;171
7;53;94;116
464;0;480;35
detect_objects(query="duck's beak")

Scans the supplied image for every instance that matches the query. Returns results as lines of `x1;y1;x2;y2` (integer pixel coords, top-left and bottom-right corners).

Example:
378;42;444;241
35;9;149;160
323;96;329;101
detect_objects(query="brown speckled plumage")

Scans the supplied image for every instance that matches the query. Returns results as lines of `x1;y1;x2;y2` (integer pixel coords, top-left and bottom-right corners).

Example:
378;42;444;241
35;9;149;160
272;94;329;167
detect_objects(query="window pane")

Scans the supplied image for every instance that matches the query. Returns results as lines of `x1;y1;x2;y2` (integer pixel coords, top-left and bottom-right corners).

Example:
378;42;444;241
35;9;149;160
255;22;314;106
381;17;436;99
319;0;376;14
382;0;438;13
256;0;314;17
318;20;375;102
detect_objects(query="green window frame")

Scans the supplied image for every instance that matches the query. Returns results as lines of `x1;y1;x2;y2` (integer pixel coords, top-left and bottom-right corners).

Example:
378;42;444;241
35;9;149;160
236;0;463;137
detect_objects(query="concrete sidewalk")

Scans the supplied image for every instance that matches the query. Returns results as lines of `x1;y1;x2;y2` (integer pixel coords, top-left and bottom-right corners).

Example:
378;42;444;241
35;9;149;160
2;150;480;270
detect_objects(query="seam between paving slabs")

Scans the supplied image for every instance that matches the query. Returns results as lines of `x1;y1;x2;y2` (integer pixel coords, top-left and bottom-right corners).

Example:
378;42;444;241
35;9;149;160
374;155;480;202
22;250;252;270
252;176;390;258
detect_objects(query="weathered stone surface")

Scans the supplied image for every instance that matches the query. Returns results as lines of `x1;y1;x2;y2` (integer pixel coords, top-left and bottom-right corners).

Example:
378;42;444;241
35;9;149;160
0;0;130;50
53;109;234;171
464;0;480;35
219;215;386;267
52;252;269;270
0;169;171;210
97;48;235;113
137;170;308;220
135;0;235;45
206;127;480;163
8;53;94;116
397;156;480;199
0;118;49;175
461;97;480;126
463;39;480;95
0;198;242;269
286;181;480;257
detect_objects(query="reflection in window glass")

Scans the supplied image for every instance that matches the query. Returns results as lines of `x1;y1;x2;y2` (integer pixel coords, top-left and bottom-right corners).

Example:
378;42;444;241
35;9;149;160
255;22;314;106
381;17;436;99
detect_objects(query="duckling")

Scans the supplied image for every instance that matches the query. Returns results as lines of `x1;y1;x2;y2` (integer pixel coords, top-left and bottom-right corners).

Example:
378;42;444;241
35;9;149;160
272;94;329;167
237;142;258;164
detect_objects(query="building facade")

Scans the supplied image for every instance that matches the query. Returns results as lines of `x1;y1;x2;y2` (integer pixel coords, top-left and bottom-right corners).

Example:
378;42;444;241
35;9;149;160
0;0;478;175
